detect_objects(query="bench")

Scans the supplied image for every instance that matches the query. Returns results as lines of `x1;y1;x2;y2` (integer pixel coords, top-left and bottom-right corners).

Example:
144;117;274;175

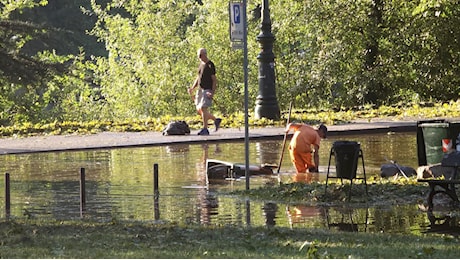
418;151;460;211
417;179;460;211
205;159;275;182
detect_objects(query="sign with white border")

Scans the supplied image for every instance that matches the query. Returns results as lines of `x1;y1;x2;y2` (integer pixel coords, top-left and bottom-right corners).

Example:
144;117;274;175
229;2;244;42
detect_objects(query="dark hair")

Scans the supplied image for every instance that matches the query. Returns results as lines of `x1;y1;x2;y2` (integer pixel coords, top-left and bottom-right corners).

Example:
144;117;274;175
319;124;327;137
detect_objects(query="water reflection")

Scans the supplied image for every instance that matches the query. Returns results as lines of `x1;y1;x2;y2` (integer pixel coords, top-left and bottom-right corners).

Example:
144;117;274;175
325;206;369;232
425;211;460;237
262;202;278;227
0;133;459;235
197;144;219;225
292;172;319;183
286;204;325;228
256;141;281;166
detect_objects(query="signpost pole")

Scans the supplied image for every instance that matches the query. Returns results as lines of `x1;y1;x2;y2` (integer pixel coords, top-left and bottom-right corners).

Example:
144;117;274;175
229;1;249;189
242;0;249;190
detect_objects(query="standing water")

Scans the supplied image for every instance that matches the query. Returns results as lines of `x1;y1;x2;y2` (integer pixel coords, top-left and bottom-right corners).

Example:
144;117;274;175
0;132;457;235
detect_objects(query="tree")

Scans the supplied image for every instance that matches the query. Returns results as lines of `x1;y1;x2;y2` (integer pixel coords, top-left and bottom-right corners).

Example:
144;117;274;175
0;0;70;124
0;0;106;124
89;0;264;119
271;0;460;109
0;3;64;86
410;0;460;101
4;0;458;125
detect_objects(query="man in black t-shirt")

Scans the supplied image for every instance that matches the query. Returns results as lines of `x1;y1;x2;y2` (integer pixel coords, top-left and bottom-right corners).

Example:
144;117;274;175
188;48;222;135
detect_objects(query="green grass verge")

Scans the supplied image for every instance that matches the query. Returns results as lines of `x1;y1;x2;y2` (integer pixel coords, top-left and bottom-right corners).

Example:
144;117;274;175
1;219;459;258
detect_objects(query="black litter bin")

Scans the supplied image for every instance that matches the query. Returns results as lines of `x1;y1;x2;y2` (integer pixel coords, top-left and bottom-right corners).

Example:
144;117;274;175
332;141;361;180
417;120;460;166
325;140;368;200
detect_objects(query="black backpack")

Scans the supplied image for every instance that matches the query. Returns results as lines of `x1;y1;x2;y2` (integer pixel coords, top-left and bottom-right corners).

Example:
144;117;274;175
162;121;191;135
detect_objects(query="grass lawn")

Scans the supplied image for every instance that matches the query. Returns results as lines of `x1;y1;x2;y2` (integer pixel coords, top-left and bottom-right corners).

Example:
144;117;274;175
1;219;459;258
1;178;460;258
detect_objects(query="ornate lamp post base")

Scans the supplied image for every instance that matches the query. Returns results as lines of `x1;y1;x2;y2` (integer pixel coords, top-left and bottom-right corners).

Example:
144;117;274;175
255;94;280;120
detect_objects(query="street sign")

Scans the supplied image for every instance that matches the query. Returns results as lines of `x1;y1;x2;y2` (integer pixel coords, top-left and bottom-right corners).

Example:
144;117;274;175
229;2;244;42
231;41;243;50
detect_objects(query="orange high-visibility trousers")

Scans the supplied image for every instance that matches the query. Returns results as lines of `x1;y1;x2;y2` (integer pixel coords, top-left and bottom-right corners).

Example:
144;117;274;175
289;148;315;173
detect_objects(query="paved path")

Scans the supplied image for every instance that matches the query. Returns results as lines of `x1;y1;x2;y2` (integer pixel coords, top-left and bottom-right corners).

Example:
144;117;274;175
0;118;422;155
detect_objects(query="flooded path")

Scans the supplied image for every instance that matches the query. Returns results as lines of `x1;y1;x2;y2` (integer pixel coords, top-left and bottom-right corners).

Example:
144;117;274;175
0;132;459;236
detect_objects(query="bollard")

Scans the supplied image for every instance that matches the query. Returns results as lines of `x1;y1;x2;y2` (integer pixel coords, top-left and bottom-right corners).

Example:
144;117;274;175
80;167;86;217
5;173;10;219
153;164;159;196
153;163;160;220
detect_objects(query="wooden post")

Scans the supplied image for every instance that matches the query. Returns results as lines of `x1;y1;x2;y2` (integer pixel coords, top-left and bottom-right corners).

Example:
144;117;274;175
153;163;159;195
80;167;86;217
5;173;10;219
153;163;160;220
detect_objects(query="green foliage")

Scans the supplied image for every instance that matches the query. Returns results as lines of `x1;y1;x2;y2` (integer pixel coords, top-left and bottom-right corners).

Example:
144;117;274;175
2;0;460;126
0;101;459;137
0;0;47;18
84;0;460;121
87;0;263;120
89;0;202;120
0;1;75;125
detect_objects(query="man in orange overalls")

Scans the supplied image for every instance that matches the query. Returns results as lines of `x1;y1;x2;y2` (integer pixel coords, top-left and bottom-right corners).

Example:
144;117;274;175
285;123;327;173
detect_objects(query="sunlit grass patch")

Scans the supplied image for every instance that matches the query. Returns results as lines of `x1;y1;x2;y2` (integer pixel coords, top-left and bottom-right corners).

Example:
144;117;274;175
231;177;428;206
1;102;460;137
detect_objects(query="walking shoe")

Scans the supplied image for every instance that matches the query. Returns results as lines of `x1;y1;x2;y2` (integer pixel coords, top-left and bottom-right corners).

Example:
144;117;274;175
214;118;222;132
197;128;210;135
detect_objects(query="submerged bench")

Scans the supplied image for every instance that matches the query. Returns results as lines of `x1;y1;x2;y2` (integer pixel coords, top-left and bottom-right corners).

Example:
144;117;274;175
418;151;460;211
417;179;460;211
205;159;276;182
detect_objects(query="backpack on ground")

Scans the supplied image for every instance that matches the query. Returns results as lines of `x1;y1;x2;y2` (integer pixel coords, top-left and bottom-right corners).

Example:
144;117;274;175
162;121;191;135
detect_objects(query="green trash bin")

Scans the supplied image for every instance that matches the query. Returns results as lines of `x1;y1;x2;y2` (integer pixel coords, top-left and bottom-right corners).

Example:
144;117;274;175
332;141;361;180
419;122;449;165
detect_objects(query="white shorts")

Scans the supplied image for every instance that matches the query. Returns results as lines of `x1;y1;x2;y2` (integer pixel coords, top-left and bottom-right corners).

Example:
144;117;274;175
195;88;213;109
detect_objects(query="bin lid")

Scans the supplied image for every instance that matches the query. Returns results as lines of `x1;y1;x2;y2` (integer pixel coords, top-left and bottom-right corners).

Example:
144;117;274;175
332;141;360;151
419;123;449;128
332;141;360;146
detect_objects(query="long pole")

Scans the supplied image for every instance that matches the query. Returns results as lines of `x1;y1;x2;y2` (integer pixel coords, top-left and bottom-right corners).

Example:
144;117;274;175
243;0;250;190
277;101;293;174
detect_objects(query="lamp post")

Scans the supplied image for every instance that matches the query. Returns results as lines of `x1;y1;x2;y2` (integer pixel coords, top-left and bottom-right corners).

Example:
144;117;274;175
255;0;280;120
